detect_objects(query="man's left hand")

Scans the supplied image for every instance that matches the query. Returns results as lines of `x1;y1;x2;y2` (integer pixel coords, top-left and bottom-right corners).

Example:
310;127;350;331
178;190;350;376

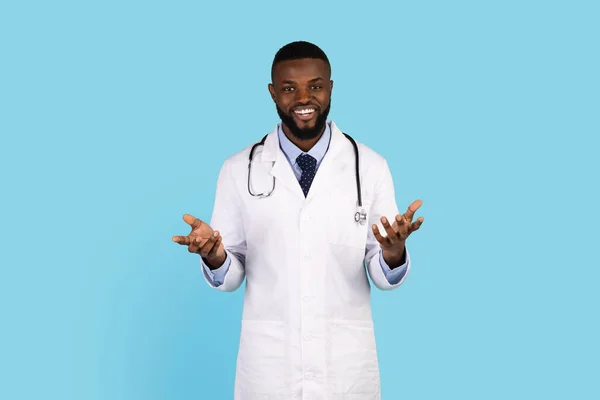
373;199;424;266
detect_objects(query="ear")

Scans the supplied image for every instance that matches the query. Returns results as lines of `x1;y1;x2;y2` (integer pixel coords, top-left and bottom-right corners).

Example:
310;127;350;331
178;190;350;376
330;80;334;92
268;83;276;102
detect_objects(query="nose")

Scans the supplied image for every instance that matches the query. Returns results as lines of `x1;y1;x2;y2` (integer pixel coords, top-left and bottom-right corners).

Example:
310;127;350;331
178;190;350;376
295;87;312;104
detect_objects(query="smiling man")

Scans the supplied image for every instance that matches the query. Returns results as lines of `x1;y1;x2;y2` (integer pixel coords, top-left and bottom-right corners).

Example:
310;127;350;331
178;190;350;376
270;52;332;148
173;41;424;399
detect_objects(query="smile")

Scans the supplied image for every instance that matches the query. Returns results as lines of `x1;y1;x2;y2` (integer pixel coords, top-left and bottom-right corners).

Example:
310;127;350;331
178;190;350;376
293;107;316;121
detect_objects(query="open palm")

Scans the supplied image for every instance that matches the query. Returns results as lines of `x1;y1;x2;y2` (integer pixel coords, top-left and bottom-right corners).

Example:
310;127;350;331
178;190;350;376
172;214;226;266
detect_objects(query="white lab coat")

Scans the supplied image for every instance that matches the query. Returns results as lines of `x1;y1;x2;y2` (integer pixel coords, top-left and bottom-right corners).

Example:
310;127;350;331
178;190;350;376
202;121;411;399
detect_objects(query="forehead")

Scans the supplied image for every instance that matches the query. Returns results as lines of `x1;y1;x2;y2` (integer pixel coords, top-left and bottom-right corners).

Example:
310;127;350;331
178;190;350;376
272;58;330;83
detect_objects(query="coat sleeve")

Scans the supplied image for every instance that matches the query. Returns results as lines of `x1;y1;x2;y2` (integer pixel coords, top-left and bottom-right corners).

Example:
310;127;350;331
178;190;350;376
201;158;247;292
364;158;411;290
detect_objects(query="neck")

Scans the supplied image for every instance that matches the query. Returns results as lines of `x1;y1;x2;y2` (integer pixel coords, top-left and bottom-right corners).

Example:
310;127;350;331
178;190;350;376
281;123;326;152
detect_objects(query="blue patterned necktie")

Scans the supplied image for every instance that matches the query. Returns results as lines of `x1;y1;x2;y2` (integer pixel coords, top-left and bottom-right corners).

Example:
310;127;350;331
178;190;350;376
297;153;317;197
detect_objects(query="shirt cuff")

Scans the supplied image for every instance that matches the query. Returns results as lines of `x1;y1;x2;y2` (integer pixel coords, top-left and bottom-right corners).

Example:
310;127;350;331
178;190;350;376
201;252;232;287
379;249;409;285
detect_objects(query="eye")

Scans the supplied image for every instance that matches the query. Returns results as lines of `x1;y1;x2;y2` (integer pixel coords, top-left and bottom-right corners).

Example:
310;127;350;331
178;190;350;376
311;85;322;90
283;87;295;92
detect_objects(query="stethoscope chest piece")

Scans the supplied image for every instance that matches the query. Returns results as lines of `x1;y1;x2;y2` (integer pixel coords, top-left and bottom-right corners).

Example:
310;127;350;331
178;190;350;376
249;130;366;226
355;209;367;225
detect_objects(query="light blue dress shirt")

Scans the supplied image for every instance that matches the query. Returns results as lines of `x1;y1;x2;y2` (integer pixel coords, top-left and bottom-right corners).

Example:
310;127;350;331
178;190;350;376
202;122;409;286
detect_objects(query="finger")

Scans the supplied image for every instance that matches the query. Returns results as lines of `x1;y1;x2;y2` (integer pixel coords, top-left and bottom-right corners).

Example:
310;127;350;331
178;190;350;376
194;235;212;251
183;214;203;229
186;235;204;253
394;214;406;232
404;199;422;222
207;235;222;258
188;238;200;253
172;235;192;245
409;217;424;232
200;231;220;257
381;216;398;239
372;224;389;246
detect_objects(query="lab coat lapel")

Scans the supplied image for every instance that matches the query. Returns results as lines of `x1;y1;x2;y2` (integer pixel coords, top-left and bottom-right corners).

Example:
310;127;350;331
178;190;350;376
260;126;306;201
305;122;352;202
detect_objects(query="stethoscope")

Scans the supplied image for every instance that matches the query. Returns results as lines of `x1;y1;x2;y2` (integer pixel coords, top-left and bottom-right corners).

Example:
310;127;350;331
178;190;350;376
247;132;367;226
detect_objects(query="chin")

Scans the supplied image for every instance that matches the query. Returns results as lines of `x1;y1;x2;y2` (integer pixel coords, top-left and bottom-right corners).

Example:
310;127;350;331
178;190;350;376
276;103;330;140
295;118;318;129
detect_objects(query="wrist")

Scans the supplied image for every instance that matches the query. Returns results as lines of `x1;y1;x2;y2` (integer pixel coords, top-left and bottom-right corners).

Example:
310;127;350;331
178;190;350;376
382;244;406;269
203;252;227;270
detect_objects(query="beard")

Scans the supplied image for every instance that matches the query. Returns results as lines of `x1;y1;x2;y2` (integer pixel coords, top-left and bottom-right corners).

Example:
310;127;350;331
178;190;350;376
276;101;331;141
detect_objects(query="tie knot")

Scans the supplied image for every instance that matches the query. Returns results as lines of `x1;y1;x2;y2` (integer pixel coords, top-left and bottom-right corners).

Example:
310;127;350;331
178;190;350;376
297;153;317;172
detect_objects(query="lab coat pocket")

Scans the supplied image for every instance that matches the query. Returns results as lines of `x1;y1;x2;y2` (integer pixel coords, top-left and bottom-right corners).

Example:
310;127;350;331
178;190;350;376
328;320;380;395
326;197;372;251
236;320;286;397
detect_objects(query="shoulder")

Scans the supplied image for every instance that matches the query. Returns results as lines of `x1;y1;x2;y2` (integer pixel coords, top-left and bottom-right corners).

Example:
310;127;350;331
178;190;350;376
344;133;391;178
217;134;269;174
223;146;251;168
355;139;386;164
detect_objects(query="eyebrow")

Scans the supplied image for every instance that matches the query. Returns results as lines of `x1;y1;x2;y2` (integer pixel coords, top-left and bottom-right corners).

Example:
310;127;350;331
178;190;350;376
282;77;324;84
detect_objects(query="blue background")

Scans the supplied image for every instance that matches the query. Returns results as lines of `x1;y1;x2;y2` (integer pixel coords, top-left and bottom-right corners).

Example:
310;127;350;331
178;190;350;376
1;0;598;399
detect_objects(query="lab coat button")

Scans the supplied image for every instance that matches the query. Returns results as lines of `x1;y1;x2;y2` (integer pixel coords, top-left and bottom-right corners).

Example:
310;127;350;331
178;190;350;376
302;334;311;341
302;295;311;301
302;214;310;221
305;372;313;379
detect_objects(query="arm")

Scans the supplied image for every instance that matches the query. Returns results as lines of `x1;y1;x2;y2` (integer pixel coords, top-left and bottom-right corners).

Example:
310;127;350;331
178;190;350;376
200;251;232;287
201;160;247;292
379;248;410;285
364;159;411;290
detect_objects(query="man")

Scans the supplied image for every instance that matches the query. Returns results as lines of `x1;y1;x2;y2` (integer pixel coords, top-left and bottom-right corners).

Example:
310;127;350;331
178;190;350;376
173;41;424;399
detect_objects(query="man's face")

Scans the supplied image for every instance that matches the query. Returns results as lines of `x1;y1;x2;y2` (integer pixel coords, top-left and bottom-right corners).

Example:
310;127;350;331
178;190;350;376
269;58;333;141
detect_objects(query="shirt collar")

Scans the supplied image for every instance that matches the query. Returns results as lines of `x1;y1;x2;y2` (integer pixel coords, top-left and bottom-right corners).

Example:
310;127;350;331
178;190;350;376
277;121;331;166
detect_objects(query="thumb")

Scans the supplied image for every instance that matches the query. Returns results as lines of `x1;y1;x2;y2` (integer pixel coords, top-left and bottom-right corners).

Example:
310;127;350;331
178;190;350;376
183;214;203;229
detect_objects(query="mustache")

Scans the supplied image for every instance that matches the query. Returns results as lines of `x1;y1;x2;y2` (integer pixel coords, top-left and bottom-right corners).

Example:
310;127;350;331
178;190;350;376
275;101;331;141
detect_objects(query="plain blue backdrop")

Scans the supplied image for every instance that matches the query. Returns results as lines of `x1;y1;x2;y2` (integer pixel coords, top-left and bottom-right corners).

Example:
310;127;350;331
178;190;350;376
1;0;598;399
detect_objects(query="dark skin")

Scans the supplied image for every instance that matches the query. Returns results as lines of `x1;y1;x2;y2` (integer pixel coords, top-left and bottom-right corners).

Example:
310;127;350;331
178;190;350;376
375;200;424;268
173;58;424;269
268;58;333;152
268;58;423;267
172;214;226;270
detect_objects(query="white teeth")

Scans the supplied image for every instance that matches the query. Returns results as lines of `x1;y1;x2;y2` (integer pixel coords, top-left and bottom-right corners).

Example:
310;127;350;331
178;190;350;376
294;108;315;115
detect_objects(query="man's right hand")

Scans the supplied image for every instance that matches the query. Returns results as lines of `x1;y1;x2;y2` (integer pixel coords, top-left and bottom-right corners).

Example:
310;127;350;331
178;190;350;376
172;214;227;269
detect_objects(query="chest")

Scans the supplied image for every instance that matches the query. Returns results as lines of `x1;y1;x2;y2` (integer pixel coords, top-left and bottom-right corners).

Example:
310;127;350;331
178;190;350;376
239;157;374;251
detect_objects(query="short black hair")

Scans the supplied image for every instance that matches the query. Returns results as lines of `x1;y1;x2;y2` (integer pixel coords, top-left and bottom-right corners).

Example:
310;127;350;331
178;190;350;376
271;41;331;81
